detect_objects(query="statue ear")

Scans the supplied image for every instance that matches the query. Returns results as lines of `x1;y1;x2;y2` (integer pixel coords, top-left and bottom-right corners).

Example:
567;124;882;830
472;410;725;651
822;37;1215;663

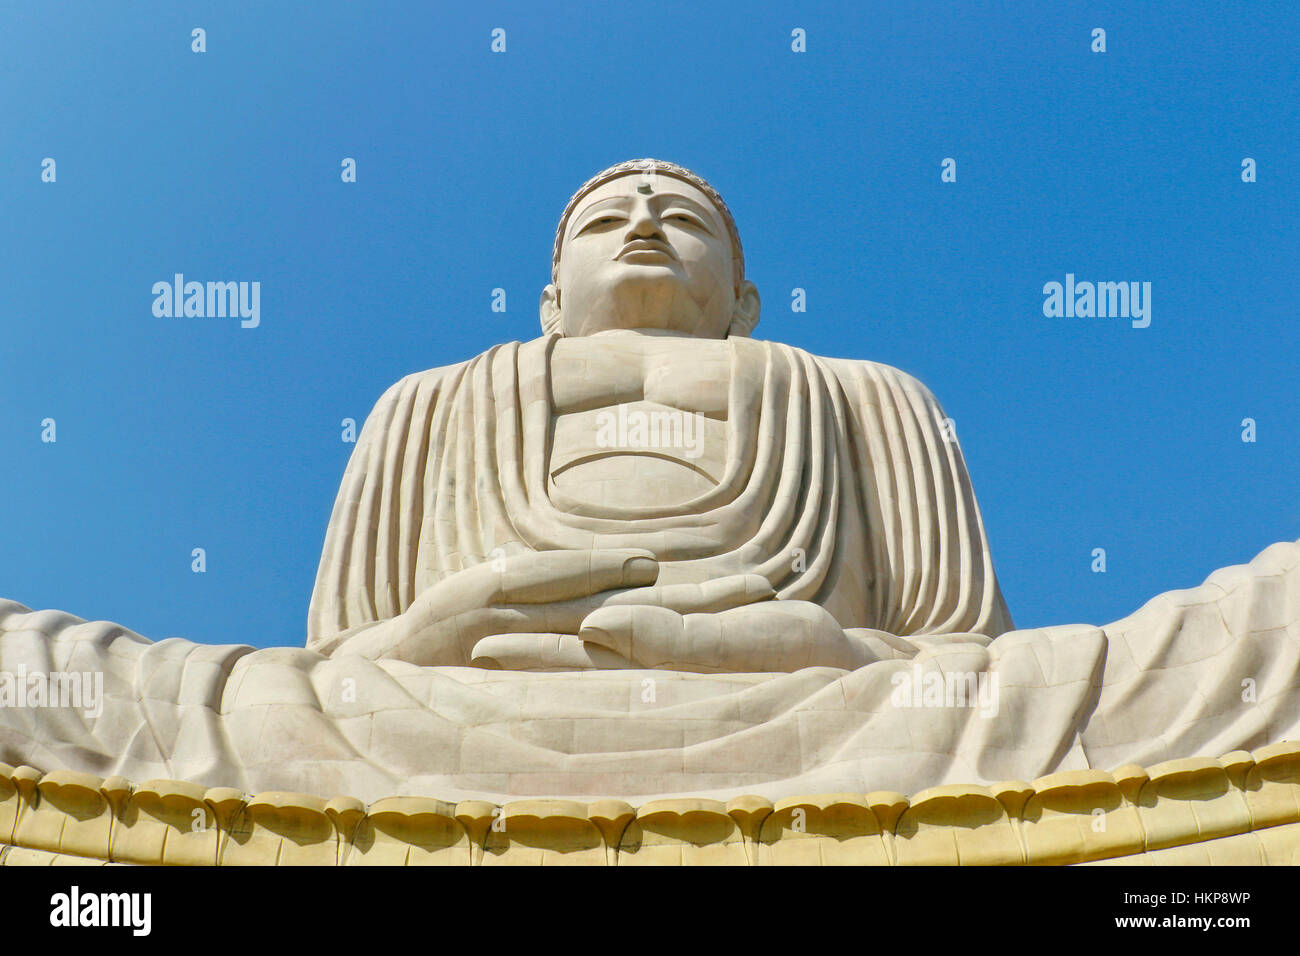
539;284;563;336
727;280;760;337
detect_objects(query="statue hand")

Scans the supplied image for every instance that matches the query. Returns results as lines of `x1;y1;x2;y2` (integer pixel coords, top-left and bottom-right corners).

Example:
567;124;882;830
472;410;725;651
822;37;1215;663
465;572;776;669
575;600;878;673
333;549;659;665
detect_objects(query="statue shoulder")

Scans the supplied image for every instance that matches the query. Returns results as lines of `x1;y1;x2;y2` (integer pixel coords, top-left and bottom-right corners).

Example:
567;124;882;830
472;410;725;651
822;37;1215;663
813;353;945;407
361;362;455;420
368;341;521;414
382;358;470;398
361;338;542;424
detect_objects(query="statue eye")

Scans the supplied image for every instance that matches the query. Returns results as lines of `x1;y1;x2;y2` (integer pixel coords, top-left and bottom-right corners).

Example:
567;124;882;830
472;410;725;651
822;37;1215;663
666;212;706;230
578;215;625;235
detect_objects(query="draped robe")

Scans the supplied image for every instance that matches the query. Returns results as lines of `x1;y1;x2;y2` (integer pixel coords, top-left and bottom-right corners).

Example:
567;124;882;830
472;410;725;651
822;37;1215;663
1;337;1297;804
307;335;1013;652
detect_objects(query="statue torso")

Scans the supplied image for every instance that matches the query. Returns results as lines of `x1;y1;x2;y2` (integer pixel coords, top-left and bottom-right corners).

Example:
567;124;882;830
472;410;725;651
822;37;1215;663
548;334;735;509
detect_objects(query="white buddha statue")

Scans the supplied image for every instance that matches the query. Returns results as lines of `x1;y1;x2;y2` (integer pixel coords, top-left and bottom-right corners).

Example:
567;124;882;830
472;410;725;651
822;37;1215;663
0;160;1296;805
308;159;1012;674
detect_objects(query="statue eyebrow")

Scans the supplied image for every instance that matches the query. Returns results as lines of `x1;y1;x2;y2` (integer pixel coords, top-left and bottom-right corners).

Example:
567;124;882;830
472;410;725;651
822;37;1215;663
570;192;721;239
569;197;631;238
656;195;719;233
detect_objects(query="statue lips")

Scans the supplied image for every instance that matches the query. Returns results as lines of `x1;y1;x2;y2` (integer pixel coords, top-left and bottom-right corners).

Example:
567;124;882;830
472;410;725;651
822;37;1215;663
615;238;677;265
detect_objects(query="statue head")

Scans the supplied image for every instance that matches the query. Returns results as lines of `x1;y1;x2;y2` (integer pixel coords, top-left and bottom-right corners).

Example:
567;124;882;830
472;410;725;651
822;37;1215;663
541;159;761;338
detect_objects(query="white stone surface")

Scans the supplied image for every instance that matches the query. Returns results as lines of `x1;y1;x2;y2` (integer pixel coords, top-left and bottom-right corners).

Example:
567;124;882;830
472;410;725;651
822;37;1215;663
2;160;1296;803
1;539;1297;803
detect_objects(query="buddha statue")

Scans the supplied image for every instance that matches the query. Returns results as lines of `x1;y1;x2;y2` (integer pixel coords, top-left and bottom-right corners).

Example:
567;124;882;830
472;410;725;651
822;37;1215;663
307;158;1012;674
1;159;1296;807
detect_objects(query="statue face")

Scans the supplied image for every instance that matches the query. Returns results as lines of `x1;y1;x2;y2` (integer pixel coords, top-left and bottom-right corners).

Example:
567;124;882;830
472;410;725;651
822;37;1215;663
551;174;740;338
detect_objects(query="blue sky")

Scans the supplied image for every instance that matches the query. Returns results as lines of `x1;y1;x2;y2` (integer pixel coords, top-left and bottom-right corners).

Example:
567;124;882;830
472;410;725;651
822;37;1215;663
1;1;1296;648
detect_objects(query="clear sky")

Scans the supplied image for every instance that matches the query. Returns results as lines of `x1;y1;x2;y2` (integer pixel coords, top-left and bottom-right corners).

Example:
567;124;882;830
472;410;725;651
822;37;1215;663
2;1;1296;649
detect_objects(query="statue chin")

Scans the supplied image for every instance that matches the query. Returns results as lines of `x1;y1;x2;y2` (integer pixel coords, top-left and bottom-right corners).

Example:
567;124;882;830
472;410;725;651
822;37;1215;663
563;282;729;339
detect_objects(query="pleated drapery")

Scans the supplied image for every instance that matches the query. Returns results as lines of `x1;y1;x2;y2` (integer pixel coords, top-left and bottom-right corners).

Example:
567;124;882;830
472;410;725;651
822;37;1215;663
307;336;1012;651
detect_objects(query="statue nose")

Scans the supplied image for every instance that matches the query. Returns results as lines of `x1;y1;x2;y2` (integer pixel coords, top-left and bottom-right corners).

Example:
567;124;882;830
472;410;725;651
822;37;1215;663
627;210;666;241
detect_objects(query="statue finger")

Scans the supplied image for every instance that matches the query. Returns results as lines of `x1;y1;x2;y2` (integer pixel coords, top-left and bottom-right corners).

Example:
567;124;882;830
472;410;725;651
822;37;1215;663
579;604;688;668
580;603;820;672
491;549;659;604
710;602;869;671
707;606;808;671
469;633;636;670
394;606;554;664
451;597;662;660
599;574;775;614
581;602;822;672
386;615;463;666
475;596;613;637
